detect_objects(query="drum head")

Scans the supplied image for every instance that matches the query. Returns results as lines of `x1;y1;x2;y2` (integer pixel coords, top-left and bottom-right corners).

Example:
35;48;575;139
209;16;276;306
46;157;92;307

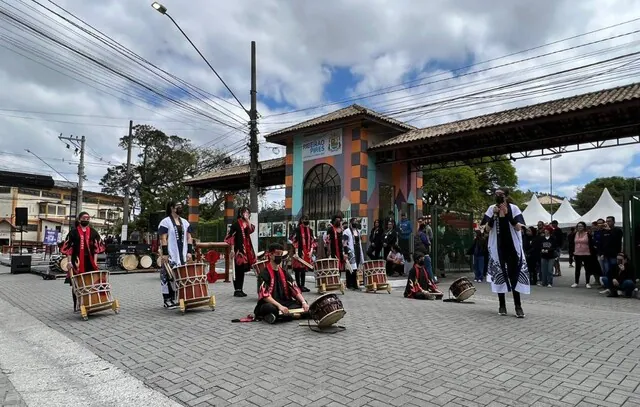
457;287;476;301
318;309;346;328
310;293;338;310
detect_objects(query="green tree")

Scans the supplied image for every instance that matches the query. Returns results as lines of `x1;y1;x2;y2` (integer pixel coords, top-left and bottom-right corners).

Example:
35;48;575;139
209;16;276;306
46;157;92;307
422;156;519;213
574;176;635;214
99;124;234;231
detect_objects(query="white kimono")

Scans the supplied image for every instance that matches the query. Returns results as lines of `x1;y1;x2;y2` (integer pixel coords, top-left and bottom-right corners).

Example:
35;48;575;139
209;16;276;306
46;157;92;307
158;216;190;267
343;227;364;270
483;203;530;295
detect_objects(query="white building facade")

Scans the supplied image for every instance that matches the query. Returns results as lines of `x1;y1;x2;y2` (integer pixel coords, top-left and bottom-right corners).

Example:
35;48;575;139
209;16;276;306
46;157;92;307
0;180;123;247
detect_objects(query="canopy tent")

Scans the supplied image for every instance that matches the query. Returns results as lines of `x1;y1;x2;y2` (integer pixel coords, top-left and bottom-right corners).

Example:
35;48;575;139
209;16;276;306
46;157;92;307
521;194;552;225
570;188;622;226
553;198;582;228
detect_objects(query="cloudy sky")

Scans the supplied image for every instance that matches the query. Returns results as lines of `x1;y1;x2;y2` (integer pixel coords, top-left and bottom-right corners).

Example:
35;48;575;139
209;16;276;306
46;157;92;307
1;0;640;210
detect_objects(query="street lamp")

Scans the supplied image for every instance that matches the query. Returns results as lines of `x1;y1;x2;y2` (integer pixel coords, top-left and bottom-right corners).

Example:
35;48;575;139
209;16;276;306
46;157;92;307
540;154;562;220
151;2;166;14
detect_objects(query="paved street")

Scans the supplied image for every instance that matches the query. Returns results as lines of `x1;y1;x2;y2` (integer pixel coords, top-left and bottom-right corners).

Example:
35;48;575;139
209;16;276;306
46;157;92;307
0;264;639;407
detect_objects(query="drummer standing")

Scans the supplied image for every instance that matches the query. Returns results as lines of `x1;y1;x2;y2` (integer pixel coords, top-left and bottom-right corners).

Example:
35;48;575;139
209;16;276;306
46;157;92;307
324;212;346;279
343;217;364;290
225;206;257;297
158;201;194;309
291;214;316;292
61;212;105;312
255;243;310;324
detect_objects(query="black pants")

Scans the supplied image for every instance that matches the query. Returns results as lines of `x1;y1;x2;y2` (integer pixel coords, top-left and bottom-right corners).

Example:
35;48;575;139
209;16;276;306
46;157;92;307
399;238;411;262
254;301;310;322
293;267;306;288
526;256;538;285
345;266;358;288
497;246;522;308
234;263;250;291
569;252;574;266
574;255;593;285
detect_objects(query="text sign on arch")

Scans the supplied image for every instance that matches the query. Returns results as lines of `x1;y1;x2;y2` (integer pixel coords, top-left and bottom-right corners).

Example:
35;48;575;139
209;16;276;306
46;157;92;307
302;129;343;161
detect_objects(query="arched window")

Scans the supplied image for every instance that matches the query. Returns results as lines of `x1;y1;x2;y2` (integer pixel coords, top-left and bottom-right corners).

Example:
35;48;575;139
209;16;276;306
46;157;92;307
303;164;341;219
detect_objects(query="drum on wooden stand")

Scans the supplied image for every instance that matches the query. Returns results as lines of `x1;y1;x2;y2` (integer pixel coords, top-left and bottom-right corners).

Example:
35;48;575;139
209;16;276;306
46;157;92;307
71;269;120;321
308;293;346;328
138;254;153;269
314;258;344;294
362;260;392;293
449;277;476;302
119;254;138;271
173;262;216;313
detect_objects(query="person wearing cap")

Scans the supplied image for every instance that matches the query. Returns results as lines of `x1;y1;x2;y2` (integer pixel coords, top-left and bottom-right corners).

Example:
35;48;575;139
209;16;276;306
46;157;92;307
480;188;529;318
255;243;310;324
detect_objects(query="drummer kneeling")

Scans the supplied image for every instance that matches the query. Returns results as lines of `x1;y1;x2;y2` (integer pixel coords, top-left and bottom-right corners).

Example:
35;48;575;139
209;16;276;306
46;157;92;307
255;243;311;324
404;251;443;300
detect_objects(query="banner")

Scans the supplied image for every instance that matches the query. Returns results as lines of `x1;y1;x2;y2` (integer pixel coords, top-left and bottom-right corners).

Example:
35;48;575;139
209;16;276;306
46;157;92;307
302;129;343;161
43;229;58;245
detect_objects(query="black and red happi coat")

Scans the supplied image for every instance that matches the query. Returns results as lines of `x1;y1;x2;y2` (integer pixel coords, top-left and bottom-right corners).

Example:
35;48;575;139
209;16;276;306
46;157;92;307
60;226;105;275
224;219;256;267
291;224;317;269
404;264;438;298
256;262;301;305
324;224;345;269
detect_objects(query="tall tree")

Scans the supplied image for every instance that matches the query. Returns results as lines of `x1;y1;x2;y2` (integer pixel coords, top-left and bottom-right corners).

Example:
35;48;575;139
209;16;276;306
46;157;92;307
574;176;635;214
421;156;519;213
99;124;234;230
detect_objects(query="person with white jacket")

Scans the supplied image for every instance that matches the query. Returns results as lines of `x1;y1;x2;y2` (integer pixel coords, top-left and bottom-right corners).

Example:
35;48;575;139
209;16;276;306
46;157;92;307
342;218;364;290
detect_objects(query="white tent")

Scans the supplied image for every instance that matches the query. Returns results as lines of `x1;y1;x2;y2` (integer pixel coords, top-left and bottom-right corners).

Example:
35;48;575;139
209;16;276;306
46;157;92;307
553;198;582;228
570;188;622;226
521;195;552;225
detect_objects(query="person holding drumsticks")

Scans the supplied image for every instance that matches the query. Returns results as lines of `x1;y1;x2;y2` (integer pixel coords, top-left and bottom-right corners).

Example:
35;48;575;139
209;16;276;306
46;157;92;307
225;206;257;297
291;214;316;292
404;251;441;300
158;201;194;309
61;212;105;312
255;243;311;324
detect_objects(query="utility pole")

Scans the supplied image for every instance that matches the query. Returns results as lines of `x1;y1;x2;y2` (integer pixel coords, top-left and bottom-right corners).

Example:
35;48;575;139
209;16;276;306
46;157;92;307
249;41;259;214
58;134;86;216
249;41;259;250
122;120;133;240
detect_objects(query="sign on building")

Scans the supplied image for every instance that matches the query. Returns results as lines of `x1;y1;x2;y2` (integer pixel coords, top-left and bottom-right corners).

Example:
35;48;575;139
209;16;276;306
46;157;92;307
302;129;343;161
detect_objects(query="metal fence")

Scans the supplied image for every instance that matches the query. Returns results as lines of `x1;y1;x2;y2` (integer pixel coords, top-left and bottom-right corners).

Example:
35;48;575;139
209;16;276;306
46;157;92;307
428;206;475;276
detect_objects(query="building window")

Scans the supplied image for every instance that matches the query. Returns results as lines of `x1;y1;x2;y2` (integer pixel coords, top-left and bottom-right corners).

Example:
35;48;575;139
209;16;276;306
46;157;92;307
39;203;48;214
18;187;40;197
303;164;341;219
42;191;60;199
0;187;11;194
57;206;66;216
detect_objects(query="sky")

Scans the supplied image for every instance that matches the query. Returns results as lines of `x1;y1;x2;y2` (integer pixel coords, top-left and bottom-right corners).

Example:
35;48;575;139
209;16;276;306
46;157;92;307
1;0;640;212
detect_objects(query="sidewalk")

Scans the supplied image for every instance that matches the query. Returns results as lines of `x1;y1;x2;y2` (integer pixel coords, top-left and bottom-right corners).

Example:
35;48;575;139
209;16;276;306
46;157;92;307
0;295;181;407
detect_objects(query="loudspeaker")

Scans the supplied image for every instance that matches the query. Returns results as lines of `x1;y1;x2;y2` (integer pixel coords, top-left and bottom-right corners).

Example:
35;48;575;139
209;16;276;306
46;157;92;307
149;211;163;231
15;207;28;227
10;255;31;274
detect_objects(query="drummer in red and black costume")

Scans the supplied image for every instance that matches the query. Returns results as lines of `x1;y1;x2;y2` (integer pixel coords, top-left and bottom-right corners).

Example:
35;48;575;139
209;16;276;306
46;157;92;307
404;251;442;300
255;243;310;324
225;206;257;297
291;214;316;292
61;212;105;312
323;211;346;276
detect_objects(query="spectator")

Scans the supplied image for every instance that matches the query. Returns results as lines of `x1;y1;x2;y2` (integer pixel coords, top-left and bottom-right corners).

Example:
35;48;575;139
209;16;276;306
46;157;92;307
367;219;383;260
540;226;558;287
467;229;487;283
386;244;405;277
523;227;539;286
550;220;564;277
397;212;413;263
567;227;576;268
571;222;594;288
601;253;635;297
600;216;623;280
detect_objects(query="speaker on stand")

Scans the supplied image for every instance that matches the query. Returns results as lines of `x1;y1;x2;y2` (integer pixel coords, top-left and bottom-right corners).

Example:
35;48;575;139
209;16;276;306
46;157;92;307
12;207;31;274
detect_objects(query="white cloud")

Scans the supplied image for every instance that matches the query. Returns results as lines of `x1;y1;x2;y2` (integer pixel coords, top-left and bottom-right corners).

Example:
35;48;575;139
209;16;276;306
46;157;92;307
1;0;640;210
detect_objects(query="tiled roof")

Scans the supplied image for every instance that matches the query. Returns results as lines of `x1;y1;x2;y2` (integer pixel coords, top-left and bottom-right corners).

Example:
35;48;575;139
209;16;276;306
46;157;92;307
266;104;416;139
185;157;285;184
370;82;640;150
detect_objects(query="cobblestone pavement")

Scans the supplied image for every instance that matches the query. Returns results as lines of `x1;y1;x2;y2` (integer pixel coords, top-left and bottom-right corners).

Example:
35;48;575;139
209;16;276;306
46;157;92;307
0;265;639;407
